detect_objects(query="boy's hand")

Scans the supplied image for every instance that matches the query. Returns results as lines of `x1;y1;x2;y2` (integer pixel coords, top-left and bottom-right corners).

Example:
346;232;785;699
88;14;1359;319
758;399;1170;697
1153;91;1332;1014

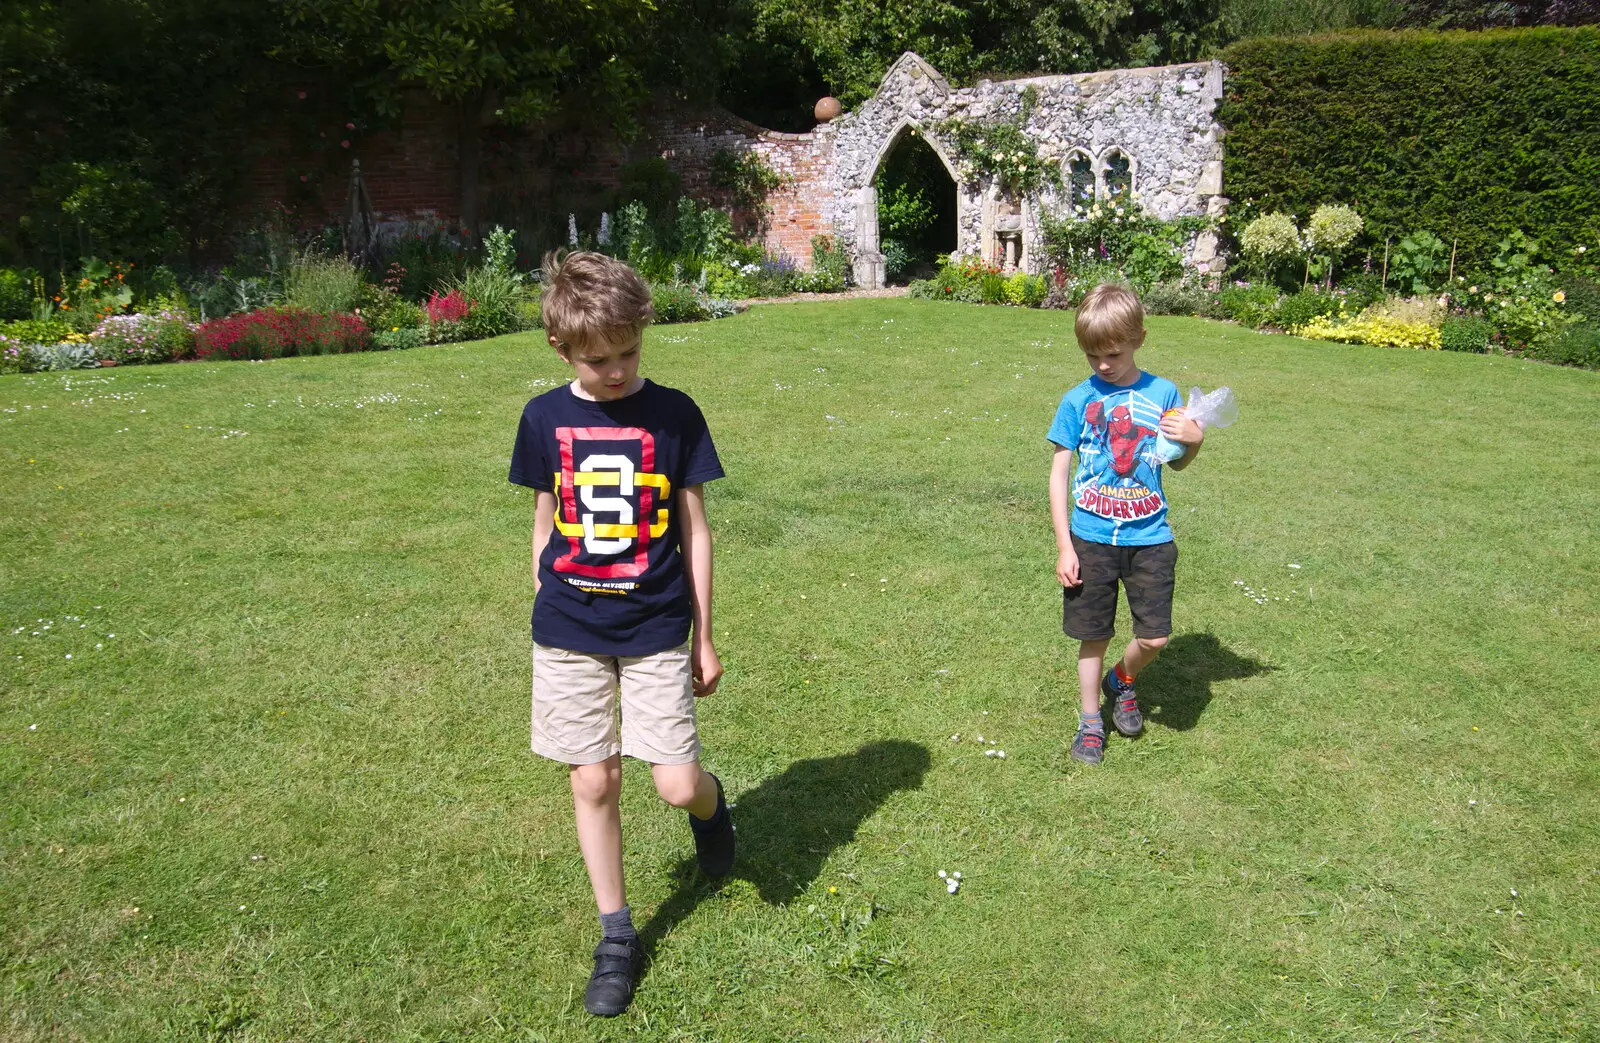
1159;408;1206;446
1057;546;1082;588
691;637;723;696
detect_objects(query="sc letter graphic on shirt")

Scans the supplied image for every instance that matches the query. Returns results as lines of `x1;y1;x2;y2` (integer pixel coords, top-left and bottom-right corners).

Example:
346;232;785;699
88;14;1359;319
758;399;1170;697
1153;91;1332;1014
552;425;669;587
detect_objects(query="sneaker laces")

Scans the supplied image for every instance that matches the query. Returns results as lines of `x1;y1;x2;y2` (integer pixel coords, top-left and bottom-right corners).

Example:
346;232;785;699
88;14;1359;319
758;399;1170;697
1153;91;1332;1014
1117;693;1137;714
1077;729;1103;749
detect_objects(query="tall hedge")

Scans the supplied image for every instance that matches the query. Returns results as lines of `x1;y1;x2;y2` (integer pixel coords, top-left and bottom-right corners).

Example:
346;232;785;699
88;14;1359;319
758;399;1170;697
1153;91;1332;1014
1219;28;1600;270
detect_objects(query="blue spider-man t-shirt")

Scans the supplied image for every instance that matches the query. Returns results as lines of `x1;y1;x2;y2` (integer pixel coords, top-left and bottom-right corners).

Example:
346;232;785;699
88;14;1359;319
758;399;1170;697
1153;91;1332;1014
1047;371;1182;547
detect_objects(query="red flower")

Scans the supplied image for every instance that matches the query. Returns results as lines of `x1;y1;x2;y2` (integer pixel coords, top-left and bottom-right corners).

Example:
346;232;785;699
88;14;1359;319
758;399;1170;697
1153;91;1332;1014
425;289;474;324
340;140;350;148
345;122;355;129
297;91;307;100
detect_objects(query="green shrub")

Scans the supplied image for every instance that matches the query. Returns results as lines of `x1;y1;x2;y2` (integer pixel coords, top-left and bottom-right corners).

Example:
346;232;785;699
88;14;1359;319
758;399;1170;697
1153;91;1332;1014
26;342;101;371
374;327;427;350
1338;273;1390;310
882;239;911;284
1439;314;1494;353
1389;231;1449;295
1221;28;1600;271
980;271;1008;305
0;268;34;320
1529;323;1600;369
380;227;468;301
1000;273;1046;307
1141;280;1214;317
359;287;425;335
1217;284;1282;328
452;265;528;339
651;283;707;324
791;269;846;293
284;252;364;314
1275;289;1342;330
0;317;72;346
811;235;850;288
1555;273;1600;325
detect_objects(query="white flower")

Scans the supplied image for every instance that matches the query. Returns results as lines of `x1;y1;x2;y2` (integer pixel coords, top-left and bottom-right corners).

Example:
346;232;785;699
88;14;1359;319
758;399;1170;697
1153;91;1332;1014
938;869;947;878
946;880;959;893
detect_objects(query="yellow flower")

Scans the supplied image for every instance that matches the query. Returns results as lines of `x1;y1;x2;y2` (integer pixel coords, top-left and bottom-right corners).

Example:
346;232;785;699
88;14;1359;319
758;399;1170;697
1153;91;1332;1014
1553;290;1566;303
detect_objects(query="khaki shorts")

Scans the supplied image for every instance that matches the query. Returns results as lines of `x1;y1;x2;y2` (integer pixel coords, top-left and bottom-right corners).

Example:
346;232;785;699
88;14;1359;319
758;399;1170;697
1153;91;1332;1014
531;642;700;766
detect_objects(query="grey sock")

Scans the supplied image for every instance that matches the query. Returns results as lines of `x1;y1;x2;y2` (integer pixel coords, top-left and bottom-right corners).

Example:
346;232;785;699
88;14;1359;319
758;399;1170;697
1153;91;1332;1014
1080;710;1106;735
599;905;637;943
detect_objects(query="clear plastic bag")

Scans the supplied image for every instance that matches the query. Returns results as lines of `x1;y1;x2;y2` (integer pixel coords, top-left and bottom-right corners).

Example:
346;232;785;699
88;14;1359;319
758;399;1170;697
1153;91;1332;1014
1153;386;1238;463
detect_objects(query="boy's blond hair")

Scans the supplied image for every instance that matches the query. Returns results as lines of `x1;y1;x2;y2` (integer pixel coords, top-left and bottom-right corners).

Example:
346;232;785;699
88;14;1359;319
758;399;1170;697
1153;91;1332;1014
1074;283;1145;352
540;250;654;351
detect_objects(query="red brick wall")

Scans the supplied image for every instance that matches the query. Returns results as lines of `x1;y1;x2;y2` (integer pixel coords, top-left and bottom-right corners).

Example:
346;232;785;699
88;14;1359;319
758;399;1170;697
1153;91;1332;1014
638;102;834;265
235;90;837;267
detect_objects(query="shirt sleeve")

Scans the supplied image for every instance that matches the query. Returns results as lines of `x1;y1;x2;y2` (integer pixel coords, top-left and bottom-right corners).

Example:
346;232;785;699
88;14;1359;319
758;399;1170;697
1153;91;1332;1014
508;403;552;491
679;397;725;487
1046;390;1082;450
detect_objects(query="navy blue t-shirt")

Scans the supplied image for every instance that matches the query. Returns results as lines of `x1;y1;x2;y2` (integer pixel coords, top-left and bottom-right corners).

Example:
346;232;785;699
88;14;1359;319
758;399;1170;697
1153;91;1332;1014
509;380;724;656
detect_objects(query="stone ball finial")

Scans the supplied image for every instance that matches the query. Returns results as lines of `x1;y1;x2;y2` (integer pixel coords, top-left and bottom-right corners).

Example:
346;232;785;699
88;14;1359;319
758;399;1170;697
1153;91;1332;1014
814;97;842;122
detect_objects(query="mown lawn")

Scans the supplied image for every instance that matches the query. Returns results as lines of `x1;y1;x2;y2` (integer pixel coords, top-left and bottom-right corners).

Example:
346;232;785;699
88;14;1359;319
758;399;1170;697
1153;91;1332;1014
3;298;1597;1041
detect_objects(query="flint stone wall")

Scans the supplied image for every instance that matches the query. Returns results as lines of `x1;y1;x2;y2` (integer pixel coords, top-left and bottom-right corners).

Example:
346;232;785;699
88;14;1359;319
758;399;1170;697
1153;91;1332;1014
826;53;1228;287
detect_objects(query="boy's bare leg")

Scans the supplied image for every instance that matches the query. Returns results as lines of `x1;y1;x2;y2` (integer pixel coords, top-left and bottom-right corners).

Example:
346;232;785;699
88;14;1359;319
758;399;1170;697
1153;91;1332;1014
1076;638;1111;714
570;755;626;913
1115;634;1169;679
650;760;719;820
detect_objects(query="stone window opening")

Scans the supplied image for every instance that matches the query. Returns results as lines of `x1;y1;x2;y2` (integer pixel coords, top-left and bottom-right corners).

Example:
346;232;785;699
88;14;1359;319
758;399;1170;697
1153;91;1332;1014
1099;148;1135;203
1065;151;1096;211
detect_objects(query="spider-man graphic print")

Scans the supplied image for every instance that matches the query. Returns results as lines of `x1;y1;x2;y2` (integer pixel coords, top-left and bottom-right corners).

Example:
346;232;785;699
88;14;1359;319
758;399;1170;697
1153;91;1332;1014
1047;372;1181;547
510;381;723;655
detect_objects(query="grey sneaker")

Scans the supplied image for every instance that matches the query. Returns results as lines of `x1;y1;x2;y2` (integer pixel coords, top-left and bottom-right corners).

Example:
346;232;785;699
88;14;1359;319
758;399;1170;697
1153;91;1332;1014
1070;725;1105;765
1103;670;1143;737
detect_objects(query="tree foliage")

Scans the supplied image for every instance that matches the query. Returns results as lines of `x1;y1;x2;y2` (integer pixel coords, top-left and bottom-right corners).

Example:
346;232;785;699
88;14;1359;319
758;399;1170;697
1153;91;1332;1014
748;0;1221;105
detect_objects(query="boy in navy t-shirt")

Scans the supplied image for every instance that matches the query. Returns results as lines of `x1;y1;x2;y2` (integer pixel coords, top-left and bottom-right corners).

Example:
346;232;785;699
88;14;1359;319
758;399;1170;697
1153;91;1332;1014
1047;284;1206;766
508;251;732;1016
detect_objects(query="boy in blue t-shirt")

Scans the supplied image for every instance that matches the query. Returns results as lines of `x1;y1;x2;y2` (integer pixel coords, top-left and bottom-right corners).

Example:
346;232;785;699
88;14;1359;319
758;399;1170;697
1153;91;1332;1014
508;252;732;1016
1047;284;1206;765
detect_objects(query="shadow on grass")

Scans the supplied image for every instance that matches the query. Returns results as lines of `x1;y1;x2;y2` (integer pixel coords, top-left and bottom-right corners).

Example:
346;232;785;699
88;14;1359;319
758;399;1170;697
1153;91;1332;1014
1141;632;1272;732
637;739;930;964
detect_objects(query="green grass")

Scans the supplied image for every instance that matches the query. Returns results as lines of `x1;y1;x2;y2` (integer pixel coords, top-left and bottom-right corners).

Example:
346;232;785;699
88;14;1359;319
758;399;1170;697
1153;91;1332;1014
3;299;1597;1041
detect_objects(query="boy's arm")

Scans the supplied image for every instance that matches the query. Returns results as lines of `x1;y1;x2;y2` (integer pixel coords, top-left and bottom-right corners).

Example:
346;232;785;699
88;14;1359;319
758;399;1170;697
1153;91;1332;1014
1048;446;1081;587
676;484;723;696
1160;412;1206;471
531;491;556;593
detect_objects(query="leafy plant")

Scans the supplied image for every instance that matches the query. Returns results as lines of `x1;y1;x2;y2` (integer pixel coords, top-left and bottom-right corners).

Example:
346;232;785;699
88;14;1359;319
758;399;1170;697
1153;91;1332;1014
1440;314;1493;353
0;268;34;320
881;239;911;284
650;282;708;324
1294;313;1442;350
1274;288;1342;331
1217;282;1282;328
1238;212;1301;276
283;251;365;314
710;149;785;214
1040;201;1207;290
1388;231;1448;294
25;341;101;370
451;265;528;339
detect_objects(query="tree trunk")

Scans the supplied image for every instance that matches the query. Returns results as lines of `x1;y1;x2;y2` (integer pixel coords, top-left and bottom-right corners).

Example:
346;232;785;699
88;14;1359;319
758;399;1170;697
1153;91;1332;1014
457;89;500;241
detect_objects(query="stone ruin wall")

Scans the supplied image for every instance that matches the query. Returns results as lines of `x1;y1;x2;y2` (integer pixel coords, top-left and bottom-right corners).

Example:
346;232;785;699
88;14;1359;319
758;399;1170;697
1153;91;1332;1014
645;53;1229;288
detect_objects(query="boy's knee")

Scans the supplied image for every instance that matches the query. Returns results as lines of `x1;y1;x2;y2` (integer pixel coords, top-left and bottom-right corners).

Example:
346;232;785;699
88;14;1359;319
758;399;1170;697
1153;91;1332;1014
1137;635;1169;653
652;769;701;809
570;761;620;806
